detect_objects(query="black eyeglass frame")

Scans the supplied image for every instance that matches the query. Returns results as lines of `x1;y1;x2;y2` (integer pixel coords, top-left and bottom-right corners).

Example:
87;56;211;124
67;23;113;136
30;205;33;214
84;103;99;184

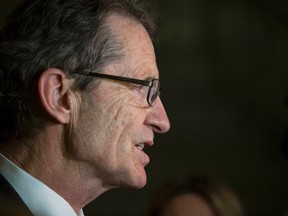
74;72;160;107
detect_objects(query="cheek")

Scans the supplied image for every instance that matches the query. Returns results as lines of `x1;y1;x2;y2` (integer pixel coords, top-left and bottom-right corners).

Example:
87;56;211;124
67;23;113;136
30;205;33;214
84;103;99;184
108;107;143;148
69;82;147;150
95;89;145;139
69;94;144;159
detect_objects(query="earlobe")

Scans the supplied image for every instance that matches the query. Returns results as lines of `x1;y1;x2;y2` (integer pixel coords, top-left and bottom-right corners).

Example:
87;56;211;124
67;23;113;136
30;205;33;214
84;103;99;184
38;68;73;124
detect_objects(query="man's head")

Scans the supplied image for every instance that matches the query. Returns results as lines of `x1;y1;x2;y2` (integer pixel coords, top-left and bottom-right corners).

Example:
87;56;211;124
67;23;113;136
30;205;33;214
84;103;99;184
0;0;158;141
0;0;170;189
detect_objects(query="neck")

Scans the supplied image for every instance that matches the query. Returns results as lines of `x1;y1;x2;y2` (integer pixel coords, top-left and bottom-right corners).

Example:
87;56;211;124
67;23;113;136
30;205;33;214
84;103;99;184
0;126;109;212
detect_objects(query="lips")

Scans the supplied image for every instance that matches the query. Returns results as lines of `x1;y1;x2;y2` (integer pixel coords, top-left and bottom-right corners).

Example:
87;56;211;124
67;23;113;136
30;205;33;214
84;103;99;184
135;141;152;165
135;143;145;150
135;140;153;151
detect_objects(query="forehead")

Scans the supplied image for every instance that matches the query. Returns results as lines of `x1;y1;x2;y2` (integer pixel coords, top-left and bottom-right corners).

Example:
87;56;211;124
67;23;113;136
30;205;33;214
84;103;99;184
105;14;159;79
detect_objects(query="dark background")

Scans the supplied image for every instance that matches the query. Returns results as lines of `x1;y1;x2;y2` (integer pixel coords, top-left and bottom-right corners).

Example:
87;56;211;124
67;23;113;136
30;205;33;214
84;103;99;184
1;0;288;216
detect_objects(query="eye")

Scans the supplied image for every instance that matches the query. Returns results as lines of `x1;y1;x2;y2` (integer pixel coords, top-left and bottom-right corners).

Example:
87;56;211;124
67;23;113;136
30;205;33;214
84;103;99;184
134;84;144;93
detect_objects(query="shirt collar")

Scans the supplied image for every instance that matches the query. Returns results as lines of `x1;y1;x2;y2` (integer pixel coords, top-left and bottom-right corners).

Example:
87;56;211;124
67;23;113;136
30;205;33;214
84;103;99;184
0;153;84;216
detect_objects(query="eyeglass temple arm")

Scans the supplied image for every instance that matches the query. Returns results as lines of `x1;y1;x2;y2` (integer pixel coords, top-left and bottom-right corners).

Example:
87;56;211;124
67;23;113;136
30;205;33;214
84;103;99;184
75;71;152;86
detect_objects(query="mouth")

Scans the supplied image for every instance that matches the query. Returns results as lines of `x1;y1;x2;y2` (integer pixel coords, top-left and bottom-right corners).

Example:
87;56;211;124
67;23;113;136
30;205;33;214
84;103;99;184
135;140;153;151
135;143;145;151
135;141;153;165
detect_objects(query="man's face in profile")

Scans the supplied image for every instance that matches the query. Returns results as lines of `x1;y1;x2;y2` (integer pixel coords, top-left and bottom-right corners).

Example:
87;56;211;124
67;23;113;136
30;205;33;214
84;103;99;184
67;15;170;189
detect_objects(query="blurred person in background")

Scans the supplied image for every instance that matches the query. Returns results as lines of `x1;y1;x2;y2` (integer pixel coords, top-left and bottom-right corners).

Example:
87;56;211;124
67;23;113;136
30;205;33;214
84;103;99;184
148;175;245;216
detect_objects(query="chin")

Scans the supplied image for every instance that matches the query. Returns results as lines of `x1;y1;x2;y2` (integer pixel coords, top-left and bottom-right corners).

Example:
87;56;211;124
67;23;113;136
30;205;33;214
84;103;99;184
127;180;147;189
134;178;147;189
123;171;147;189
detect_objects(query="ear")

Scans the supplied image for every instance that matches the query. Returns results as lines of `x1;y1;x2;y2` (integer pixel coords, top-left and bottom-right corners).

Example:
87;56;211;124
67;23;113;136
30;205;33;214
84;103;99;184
38;68;74;124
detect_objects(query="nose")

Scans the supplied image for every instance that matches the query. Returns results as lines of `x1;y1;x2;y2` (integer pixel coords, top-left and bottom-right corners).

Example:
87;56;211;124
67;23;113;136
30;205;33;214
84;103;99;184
144;97;170;133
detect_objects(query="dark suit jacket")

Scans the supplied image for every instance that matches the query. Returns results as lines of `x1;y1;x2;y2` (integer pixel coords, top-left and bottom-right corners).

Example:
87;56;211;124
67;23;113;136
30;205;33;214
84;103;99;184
0;173;33;216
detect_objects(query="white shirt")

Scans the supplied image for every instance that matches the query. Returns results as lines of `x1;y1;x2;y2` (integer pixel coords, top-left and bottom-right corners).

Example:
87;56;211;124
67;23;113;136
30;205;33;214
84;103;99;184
0;153;84;216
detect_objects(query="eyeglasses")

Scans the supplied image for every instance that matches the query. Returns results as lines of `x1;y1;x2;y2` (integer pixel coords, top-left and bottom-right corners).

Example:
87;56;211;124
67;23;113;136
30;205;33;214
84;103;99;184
74;72;161;107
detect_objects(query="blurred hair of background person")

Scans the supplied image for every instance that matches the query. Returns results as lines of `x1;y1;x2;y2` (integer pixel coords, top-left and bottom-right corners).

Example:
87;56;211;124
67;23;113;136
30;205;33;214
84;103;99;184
147;175;245;216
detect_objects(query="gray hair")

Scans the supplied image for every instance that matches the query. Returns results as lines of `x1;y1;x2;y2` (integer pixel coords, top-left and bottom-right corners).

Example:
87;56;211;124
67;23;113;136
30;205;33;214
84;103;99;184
0;0;158;142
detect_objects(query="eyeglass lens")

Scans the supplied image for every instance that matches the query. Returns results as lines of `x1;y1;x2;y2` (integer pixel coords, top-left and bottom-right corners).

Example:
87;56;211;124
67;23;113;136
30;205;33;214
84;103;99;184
148;80;160;106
